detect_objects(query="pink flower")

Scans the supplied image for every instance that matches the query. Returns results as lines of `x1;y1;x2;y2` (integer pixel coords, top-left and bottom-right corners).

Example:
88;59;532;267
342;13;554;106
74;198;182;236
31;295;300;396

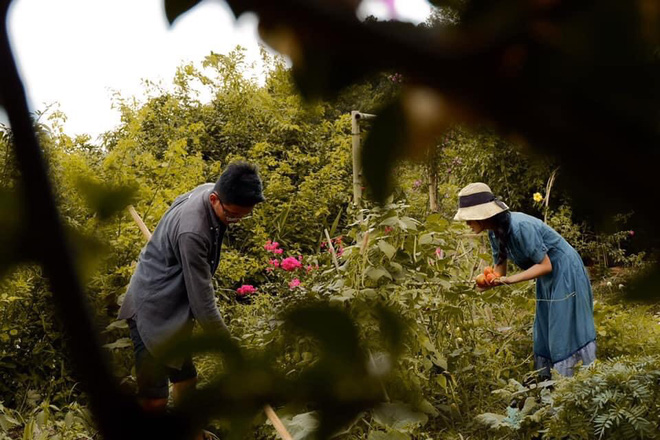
266;267;273;273
384;226;393;234
273;248;283;254
264;240;281;253
629;230;635;237
435;248;444;259
289;278;301;289
236;285;257;296
306;265;314;273
281;257;303;271
337;247;344;257
268;259;279;267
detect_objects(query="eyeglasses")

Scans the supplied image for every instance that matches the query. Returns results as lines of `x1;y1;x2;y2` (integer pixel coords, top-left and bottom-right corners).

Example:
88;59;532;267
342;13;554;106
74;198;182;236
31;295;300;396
219;199;252;222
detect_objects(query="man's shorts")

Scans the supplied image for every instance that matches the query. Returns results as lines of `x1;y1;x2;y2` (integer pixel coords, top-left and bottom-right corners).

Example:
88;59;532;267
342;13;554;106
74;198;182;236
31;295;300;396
127;319;197;399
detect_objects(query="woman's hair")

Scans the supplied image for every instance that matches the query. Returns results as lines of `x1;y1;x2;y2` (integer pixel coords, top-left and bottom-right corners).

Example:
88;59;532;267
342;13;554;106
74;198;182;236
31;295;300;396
490;211;511;265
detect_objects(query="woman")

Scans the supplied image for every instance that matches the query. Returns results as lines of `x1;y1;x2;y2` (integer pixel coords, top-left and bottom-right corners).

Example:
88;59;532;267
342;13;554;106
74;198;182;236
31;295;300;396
454;182;596;378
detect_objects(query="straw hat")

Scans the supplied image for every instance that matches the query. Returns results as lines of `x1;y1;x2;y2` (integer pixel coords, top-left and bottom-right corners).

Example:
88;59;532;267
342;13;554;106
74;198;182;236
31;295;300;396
453;183;509;221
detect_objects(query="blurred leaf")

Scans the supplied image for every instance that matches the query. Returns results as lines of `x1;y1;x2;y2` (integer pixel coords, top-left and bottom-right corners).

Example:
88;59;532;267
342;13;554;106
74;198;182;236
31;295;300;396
75;178;136;221
164;0;202;25
285;304;362;364
361;100;407;204
374;304;405;358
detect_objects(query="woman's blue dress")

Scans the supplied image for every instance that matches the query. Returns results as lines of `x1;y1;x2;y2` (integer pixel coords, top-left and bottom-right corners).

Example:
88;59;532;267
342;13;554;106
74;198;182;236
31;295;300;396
488;212;596;376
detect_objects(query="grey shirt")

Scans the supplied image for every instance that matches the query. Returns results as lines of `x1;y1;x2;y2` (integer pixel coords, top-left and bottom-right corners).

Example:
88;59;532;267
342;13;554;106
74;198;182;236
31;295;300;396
119;184;229;364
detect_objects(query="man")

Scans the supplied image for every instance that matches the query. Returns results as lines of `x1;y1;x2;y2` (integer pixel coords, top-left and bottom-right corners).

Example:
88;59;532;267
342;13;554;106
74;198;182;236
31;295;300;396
119;161;265;411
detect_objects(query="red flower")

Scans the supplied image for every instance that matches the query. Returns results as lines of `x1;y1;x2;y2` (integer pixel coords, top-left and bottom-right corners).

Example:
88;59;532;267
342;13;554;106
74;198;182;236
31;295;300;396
236;285;257;296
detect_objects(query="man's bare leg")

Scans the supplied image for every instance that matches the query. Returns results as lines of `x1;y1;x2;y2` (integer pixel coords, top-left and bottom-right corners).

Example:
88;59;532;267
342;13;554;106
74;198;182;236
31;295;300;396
172;376;197;403
139;397;168;413
172;377;209;440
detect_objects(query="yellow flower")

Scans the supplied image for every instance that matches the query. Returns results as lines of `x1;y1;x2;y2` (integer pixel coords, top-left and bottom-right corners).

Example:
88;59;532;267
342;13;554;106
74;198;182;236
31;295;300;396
533;192;543;203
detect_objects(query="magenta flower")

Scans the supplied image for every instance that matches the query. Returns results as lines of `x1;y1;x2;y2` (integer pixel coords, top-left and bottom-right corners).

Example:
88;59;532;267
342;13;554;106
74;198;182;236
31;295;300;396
264;240;282;253
289;278;301;289
236;285;256;296
281;257;303;271
629;230;635;237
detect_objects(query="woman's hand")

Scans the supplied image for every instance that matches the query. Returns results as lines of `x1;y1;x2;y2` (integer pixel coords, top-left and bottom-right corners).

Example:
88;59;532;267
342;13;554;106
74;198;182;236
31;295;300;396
492;276;510;286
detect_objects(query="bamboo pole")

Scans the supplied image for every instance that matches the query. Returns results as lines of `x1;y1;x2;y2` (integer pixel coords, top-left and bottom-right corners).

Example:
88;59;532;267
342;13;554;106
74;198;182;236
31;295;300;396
126;205;293;440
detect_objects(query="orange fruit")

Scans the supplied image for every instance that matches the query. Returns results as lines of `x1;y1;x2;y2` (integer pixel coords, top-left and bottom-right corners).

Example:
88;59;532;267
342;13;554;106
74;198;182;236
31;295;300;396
486;273;498;284
484;266;494;275
475;274;487;287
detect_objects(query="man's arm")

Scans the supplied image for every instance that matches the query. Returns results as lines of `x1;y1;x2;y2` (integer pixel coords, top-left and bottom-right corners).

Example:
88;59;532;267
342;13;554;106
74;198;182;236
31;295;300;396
178;232;230;334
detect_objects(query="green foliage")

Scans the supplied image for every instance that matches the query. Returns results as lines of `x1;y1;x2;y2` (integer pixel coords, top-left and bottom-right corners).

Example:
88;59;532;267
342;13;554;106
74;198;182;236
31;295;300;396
1;36;658;440
548;356;660;439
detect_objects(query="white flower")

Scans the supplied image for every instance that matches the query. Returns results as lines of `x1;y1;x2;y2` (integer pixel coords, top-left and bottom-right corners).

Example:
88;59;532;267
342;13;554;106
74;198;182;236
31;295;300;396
618;284;625;289
606;281;612;287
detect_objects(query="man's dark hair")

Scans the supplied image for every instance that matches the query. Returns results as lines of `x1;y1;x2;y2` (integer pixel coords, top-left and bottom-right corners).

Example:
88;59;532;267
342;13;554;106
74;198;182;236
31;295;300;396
214;161;265;207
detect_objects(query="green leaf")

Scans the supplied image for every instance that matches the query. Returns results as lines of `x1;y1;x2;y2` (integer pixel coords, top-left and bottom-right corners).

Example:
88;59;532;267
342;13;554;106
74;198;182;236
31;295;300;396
475;412;506;428
377;240;397;259
368;431;410;440
419;233;434;245
104;320;128;332
102;338;132;350
164;0;202;25
329;207;343;238
365;266;393;281
373;402;428;432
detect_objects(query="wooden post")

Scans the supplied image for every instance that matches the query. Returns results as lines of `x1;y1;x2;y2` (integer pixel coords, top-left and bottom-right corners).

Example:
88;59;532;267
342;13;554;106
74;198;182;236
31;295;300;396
351;111;376;222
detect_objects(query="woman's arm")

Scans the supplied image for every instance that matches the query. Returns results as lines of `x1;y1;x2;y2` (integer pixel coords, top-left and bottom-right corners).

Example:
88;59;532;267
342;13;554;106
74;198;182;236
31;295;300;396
498;254;552;285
